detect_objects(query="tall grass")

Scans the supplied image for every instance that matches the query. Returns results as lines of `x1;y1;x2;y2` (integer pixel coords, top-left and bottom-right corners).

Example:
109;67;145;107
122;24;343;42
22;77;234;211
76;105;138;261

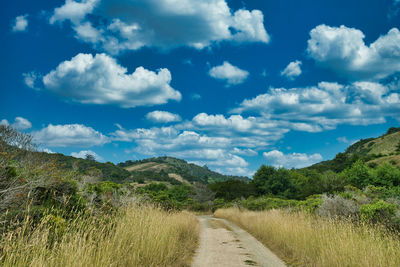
215;208;400;267
0;205;199;267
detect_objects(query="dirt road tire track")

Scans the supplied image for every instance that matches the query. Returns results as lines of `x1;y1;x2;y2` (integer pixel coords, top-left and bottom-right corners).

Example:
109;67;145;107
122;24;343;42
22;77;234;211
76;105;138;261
192;215;285;267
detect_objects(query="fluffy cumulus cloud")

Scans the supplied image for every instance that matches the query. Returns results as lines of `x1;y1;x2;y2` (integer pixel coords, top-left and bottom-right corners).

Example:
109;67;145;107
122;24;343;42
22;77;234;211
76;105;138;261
280;60;302;80
33;124;109;147
263;150;323;168
307;25;400;80
0;117;32;130
233;81;400;130
42;53;181;108
71;150;103;161
49;0;270;54
146;111;181;123
209;61;249;86
12;15;28;32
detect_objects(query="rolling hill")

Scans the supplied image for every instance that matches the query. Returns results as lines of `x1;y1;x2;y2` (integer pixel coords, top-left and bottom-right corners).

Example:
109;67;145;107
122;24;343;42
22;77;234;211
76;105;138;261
118;156;250;184
38;151;249;185
309;126;400;172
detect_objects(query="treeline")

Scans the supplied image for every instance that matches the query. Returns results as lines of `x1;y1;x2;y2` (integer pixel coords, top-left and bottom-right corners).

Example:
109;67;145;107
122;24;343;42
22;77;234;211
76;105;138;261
208;155;400;229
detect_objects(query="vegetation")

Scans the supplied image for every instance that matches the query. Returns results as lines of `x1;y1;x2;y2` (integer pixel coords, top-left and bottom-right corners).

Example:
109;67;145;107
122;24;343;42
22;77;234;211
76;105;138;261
1;204;199;266
0;125;199;266
119;156;250;184
2;123;400;266
215;208;400;267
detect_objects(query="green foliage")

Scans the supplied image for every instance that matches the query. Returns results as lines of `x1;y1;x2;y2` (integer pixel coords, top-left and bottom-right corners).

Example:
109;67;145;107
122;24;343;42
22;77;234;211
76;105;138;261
135;183;194;210
86;181;122;195
360;200;397;224
208;180;256;201
240;196;297;211
342;160;373;188
251;165;294;198
119;156;250;184
371;162;400;187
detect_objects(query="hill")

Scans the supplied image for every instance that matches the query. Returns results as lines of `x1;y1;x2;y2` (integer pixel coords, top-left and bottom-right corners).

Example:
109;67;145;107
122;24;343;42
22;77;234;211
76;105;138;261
345;127;400;155
118;156;250;184
36;151;249;185
308;126;400;173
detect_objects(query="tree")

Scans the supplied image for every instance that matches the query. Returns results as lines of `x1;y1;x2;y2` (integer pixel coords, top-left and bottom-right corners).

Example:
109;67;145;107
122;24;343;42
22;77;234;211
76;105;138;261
251;165;294;197
208;180;256;201
85;153;96;161
342;160;372;188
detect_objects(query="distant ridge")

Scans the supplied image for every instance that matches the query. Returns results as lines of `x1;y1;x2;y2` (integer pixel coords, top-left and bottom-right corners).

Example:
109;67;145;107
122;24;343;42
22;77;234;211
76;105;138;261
118;156;250;184
308;126;400;172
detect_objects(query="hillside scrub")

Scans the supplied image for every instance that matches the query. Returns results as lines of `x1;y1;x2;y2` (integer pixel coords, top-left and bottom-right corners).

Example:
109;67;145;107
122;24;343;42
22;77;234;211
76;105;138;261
215;208;400;267
0;204;199;267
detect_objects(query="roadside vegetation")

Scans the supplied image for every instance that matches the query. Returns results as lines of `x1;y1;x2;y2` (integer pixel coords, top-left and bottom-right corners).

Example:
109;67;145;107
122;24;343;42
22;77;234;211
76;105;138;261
0;125;199;266
215;208;400;267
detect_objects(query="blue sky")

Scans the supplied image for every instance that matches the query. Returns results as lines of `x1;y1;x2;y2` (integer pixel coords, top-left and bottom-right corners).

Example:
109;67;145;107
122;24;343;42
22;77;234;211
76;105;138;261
1;0;400;177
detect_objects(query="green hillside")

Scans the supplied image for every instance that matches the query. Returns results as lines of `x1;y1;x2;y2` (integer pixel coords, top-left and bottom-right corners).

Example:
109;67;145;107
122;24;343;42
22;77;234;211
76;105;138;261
118;156;250;184
309;127;400;173
36;152;249;185
345;127;400;155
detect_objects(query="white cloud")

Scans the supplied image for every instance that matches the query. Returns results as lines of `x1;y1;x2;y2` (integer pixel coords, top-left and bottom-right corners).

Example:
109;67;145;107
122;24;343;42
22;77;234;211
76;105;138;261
209;61;249;86
337;136;349;143
191;93;202;100
42;53;181;108
232;147;258;156
41;148;56;154
307;25;400;80
71;150;103;161
232;81;400;130
50;0;98;25
0;117;32;130
110;124;256;175
13;117;32;130
33;124;109;147
50;0;269;54
193;113;252;132
12;15;28;32
23;72;40;90
146;111;181;123
280;60;302;80
263;150;323;168
0;119;9;126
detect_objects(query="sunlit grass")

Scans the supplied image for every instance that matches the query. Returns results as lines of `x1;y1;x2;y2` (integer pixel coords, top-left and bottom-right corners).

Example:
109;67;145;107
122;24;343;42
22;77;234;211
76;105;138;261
215;208;400;267
0;205;199;267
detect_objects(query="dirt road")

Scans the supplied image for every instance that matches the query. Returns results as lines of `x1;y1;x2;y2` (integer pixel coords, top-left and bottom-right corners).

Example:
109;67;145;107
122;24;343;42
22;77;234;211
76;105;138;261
192;215;285;267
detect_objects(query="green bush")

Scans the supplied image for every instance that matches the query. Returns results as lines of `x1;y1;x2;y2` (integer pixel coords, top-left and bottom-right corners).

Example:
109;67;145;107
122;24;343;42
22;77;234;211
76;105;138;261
360;200;397;225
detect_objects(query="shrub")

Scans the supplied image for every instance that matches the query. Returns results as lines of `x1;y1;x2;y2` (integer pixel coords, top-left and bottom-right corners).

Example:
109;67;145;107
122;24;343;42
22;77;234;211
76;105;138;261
342;160;372;188
318;195;359;219
360;200;397;225
371;163;400;187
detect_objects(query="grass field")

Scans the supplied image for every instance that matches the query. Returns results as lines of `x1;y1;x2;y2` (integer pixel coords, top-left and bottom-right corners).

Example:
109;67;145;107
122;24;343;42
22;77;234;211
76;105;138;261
215;208;400;267
0;205;199;267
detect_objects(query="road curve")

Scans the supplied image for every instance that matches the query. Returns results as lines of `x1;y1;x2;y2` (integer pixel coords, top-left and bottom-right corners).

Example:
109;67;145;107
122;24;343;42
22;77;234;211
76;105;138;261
192;215;285;267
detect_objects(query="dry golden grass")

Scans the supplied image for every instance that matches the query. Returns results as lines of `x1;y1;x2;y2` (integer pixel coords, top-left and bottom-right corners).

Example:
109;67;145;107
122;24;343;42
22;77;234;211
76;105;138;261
0;205;199;267
215;208;400;267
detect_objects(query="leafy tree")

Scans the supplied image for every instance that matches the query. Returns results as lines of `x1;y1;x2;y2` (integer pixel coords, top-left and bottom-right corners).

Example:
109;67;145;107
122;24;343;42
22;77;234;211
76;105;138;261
85;154;96;161
208;180;256;201
342;160;372;188
251;165;294;198
371;163;400;187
